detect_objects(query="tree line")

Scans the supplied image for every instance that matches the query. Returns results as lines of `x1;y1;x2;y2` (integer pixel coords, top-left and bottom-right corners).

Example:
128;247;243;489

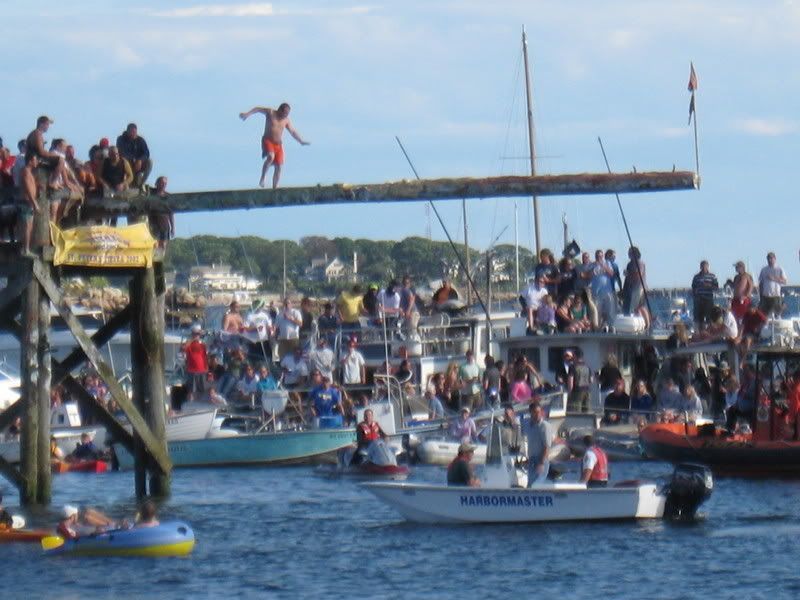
165;235;538;295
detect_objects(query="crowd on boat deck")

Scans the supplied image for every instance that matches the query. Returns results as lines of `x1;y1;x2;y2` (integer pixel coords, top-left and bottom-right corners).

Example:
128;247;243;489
0;116;174;252
519;246;648;334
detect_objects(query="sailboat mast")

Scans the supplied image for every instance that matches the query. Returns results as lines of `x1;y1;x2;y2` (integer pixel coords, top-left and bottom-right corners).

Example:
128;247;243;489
522;26;541;256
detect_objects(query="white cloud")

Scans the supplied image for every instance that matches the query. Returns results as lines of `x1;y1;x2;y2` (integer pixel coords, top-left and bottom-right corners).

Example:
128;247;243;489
149;3;372;18
733;118;798;136
152;3;274;18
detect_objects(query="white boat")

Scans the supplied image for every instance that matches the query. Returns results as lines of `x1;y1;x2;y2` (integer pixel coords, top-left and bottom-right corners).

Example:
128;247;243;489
363;420;713;524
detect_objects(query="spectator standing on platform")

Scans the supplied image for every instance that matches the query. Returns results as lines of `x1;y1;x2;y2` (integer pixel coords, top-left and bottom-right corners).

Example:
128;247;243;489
276;298;303;359
183;324;208;402
758;252;787;317
691;260;718;331
730;261;754;324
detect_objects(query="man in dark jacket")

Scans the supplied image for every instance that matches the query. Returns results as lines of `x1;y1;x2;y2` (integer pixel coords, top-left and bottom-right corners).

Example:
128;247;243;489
116;123;152;186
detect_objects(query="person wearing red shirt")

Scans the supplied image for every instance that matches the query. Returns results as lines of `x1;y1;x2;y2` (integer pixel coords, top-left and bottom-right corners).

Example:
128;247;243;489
736;305;768;360
183;324;208;401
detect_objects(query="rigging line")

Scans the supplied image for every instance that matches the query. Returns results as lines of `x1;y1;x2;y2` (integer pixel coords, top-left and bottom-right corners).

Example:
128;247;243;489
395;136;492;328
597;137;653;321
499;47;525;176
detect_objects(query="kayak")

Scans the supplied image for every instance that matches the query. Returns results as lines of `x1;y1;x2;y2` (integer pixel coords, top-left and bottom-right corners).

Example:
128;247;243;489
42;521;195;557
0;527;52;543
52;460;109;474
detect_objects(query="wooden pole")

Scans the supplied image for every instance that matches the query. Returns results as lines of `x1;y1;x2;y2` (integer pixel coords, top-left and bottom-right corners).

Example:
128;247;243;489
130;267;170;497
35;269;51;504
81;171;699;217
522;26;541;256
19;270;39;505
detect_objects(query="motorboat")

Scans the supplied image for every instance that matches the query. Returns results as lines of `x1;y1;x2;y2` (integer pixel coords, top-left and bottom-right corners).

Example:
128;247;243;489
318;439;410;480
363;420;712;524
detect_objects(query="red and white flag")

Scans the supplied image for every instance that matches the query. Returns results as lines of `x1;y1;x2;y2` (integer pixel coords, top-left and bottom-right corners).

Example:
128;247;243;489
687;62;698;125
687;62;698;92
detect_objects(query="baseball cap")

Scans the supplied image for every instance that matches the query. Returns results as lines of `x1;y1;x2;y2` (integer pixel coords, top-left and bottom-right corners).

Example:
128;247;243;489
458;442;476;454
99;137;110;148
63;504;79;519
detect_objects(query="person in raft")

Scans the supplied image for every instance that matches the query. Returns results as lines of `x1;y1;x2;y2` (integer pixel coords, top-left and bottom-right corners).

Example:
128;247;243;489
239;103;310;188
135;500;160;528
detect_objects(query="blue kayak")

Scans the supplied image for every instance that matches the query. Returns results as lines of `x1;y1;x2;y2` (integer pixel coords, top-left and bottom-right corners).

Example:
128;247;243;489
42;521;195;557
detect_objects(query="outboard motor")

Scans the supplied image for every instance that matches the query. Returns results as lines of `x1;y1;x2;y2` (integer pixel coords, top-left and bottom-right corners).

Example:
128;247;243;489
663;463;713;520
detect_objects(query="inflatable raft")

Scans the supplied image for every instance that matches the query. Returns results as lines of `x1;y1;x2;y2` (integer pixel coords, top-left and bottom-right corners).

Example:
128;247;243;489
42;521;195;557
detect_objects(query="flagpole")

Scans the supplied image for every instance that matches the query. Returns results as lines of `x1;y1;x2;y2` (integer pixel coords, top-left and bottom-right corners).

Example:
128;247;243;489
692;91;700;184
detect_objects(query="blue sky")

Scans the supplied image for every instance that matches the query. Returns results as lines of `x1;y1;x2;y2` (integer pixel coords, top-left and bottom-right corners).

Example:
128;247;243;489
2;1;798;286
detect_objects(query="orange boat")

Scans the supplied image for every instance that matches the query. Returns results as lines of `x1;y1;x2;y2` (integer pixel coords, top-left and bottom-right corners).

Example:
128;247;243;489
0;527;51;543
640;422;800;476
51;459;109;474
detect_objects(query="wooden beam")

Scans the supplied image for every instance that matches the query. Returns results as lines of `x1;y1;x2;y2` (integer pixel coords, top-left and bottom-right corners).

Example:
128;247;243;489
30;259;171;475
59;376;135;454
54;305;132;379
0;456;23;490
81;171;698;216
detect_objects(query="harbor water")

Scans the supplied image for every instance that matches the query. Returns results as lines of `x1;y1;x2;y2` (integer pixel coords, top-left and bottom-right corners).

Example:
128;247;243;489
3;462;800;599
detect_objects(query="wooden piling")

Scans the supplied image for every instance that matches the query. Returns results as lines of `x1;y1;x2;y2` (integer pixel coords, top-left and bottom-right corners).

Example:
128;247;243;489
19;270;39;505
130;267;170;497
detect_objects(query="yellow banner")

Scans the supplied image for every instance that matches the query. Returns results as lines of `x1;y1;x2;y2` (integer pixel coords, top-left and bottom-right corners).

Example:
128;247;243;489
51;222;156;268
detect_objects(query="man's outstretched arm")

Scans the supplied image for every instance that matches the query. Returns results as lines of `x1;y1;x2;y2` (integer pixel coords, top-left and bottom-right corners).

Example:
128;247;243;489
239;107;271;121
285;122;310;145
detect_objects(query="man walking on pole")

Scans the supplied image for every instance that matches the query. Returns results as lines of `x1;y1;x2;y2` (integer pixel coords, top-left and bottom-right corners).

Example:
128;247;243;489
239;102;310;188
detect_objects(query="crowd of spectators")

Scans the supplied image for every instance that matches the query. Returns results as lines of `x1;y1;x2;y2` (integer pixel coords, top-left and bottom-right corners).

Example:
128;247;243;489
0;116;173;251
520;246;648;335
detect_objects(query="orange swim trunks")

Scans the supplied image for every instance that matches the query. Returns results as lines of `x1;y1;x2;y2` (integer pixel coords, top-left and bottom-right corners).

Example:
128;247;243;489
261;138;285;165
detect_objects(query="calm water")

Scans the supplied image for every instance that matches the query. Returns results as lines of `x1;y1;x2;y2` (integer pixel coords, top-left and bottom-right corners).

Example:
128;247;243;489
3;461;800;600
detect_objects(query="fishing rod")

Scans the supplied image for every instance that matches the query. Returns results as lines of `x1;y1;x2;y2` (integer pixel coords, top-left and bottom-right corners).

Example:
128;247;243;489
597;137;653;323
236;229;271;365
394;136;492;332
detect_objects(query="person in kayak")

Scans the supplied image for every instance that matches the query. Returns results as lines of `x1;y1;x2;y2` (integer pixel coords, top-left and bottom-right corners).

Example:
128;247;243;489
580;435;609;488
57;505;81;539
0;492;14;529
135;500;160;528
447;442;480;487
50;435;65;461
69;432;103;461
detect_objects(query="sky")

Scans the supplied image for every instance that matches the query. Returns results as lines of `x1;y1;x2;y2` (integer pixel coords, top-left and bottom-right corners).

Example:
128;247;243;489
2;0;799;286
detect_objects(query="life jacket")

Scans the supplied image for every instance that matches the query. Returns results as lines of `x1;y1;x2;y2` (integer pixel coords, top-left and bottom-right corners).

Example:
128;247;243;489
588;446;609;481
358;421;381;443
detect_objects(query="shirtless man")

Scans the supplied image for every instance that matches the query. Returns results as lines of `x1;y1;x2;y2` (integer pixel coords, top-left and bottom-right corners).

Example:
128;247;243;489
222;300;244;333
239;103;310;188
19;153;41;254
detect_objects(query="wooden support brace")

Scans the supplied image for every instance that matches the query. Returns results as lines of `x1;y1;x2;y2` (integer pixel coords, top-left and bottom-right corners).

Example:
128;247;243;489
0;456;23;490
54;305;132;379
30;259;171;474
59;375;135;453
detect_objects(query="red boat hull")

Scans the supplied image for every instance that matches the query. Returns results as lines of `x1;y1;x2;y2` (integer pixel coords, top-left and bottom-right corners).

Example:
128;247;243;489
52;460;109;474
0;528;51;543
640;423;800;476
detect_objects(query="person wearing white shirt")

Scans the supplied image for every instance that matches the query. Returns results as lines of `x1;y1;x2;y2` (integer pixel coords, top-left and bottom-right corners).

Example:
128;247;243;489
280;347;308;388
341;338;366;385
521;275;548;333
377;280;401;316
758;252;787;317
308;337;336;382
276;298;303;359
